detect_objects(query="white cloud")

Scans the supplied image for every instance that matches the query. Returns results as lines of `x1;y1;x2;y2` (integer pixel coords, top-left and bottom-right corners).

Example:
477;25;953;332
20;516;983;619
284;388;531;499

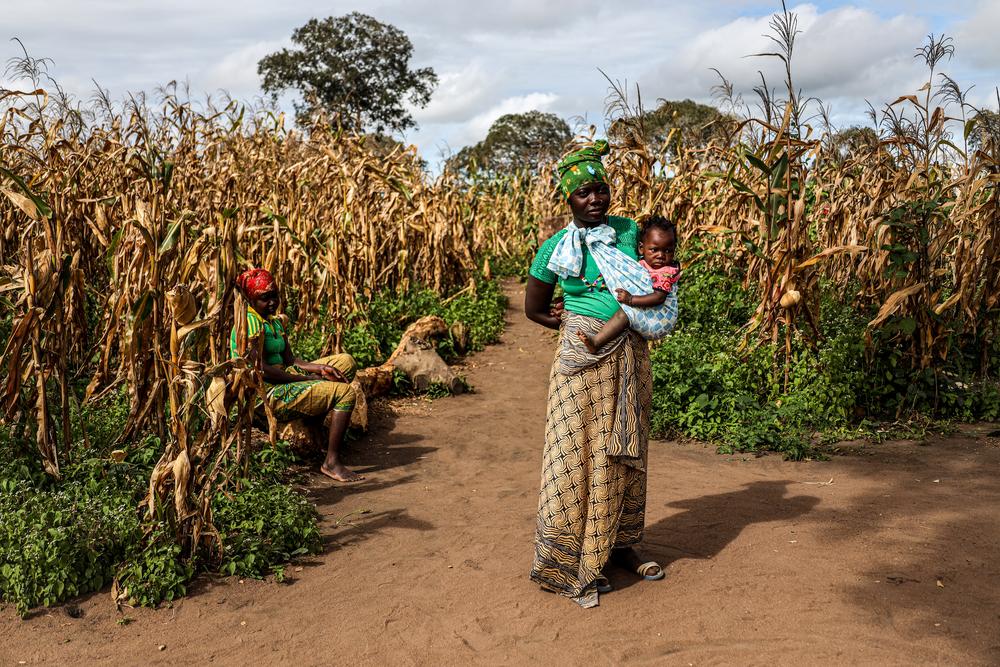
198;40;286;98
955;1;1000;70
643;4;928;112
411;61;504;124
389;0;606;34
1;0;995;162
459;92;560;145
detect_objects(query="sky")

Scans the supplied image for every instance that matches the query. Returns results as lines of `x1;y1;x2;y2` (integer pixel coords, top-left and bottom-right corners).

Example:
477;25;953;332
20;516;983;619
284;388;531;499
2;1;998;164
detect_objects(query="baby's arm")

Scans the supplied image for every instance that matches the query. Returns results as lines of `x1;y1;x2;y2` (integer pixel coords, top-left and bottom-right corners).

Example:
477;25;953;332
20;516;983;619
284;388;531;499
615;288;669;308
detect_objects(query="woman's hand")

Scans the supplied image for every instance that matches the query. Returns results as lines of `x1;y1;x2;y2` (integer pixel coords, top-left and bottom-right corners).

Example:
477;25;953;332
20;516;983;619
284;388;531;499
262;363;321;385
525;277;562;330
298;362;349;383
549;297;565;320
317;365;348;383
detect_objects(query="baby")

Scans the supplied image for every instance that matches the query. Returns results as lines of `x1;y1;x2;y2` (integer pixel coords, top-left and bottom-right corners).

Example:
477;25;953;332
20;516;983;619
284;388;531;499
577;215;679;353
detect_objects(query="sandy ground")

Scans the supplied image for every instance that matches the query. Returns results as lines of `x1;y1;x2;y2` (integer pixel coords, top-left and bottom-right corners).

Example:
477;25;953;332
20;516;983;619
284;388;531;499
2;281;999;666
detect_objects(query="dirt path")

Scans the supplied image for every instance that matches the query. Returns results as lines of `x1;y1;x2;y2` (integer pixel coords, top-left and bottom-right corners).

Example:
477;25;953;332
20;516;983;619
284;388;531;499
3;280;999;665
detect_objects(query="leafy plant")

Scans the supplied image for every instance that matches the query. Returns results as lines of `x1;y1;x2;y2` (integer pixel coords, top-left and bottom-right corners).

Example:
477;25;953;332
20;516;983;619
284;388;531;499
213;481;320;580
650;267;999;459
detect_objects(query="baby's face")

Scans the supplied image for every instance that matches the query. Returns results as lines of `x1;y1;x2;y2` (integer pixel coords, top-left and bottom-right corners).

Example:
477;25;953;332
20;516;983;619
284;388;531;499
640;228;676;269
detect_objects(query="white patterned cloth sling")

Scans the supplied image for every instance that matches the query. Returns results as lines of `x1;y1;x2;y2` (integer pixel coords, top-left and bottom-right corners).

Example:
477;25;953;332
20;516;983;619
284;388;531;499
545;222;678;339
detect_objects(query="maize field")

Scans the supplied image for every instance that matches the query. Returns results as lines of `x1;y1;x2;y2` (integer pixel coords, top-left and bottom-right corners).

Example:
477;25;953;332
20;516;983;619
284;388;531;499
1;25;998;605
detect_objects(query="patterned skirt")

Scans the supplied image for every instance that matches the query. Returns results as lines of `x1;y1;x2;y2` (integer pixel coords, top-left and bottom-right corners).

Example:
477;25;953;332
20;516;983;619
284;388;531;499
530;314;652;607
266;353;356;420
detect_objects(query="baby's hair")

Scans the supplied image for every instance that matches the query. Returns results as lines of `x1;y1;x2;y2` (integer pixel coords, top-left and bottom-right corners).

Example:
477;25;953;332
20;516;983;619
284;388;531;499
640;215;677;244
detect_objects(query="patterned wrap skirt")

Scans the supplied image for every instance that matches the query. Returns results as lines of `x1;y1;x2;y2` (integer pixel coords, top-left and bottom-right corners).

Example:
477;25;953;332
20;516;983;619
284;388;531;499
266;353;356;420
530;313;652;607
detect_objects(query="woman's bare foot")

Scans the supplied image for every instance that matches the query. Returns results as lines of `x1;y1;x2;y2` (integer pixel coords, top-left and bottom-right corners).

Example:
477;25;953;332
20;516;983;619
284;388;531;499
320;462;364;482
575;329;599;354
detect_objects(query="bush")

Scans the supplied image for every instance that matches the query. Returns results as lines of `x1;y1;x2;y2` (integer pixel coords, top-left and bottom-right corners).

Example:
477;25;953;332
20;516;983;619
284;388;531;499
0;439;151;615
1;276;509;614
292;276;508;368
0;411;322;614
650;265;1000;459
212;442;322;580
113;527;194;608
213;481;321;580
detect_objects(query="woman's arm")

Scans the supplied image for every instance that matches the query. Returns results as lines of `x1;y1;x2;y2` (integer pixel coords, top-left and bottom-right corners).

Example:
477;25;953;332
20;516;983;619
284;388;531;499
262;362;320;384
285;335;348;382
295;359;348;382
525;277;562;330
245;334;321;384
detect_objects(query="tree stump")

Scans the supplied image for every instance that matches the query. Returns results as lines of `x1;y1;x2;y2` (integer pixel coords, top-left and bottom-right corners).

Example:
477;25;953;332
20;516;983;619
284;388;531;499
384;315;465;394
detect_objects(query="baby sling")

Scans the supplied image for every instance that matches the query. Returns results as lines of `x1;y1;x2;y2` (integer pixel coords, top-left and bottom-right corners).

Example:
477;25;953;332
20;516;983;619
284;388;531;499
546;222;678;340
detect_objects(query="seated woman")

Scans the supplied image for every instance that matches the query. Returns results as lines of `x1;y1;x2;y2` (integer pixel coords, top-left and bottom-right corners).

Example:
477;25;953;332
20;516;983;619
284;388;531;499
231;268;362;482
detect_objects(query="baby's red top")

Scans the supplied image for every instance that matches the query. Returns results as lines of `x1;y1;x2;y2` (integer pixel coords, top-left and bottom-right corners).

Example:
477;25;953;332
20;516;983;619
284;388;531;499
640;259;680;292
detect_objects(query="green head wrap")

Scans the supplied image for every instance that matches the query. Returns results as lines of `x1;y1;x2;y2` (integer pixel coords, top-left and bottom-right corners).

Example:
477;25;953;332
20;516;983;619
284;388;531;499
557;139;610;199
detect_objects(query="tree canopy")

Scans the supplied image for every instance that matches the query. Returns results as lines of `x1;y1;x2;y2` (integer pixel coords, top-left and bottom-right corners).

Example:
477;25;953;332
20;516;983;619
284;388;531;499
969;109;1000;153
609;99;737;158
824;125;880;163
258;12;437;133
447;111;571;177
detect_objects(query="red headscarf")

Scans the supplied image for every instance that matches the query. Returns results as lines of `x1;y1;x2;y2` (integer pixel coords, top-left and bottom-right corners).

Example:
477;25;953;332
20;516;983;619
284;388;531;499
236;268;277;300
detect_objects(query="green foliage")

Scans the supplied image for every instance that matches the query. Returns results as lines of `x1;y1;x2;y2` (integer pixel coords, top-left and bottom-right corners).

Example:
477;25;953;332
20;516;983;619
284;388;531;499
296;277;508;369
609;99;737;159
288;278;505;400
485;252;533;280
212;441;321;580
390;368;414;396
119;440;321;603
258;12;437;133
425;376;472;399
0;310;10;354
0;437;154;615
214;494;319;580
114;527;193;608
290;320;328;362
214;481;317;582
438;279;507;355
968;109;1000;151
650;266;999;459
0;398;321;614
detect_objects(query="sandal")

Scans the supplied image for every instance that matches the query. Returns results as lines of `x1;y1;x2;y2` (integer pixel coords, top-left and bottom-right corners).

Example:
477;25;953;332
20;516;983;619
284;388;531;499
595;575;613;593
636;561;665;581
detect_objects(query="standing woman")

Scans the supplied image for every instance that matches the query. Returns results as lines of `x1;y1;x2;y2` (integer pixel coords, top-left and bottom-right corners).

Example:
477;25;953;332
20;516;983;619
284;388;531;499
524;141;672;607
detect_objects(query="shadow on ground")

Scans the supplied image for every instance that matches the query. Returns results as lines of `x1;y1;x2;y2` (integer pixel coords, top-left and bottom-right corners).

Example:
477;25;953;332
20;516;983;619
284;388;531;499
608;480;820;591
813;433;1000;662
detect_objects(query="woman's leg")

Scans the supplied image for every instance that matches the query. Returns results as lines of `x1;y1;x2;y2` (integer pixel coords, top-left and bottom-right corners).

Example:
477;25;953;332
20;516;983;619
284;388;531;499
313;353;357;382
319;408;362;482
576;309;629;353
269;376;362;482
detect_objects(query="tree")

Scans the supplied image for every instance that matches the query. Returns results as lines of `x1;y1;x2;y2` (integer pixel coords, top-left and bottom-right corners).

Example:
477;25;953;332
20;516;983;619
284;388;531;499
969;109;1000;153
258;12;437;133
447;111;571;177
609;99;737;158
825;125;880;163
